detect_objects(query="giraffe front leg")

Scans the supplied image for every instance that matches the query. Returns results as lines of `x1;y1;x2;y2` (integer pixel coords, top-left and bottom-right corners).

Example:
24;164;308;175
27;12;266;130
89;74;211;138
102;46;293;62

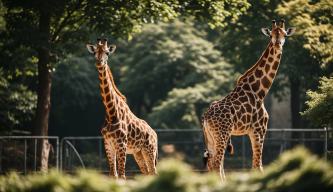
116;143;127;180
249;131;266;172
102;131;118;178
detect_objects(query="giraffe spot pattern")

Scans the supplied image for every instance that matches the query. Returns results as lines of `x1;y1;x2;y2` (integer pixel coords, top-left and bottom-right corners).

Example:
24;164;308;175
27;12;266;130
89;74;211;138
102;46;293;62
258;90;266;99
265;65;270;73
251;80;260;92
269;72;275;78
259;60;265;67
249;75;255;83
272;61;279;70
261;76;271;88
255;70;263;78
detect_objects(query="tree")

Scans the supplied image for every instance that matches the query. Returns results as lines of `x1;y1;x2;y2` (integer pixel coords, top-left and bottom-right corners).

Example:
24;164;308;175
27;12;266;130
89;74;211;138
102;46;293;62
0;68;37;133
302;76;333;127
116;20;234;129
1;0;249;170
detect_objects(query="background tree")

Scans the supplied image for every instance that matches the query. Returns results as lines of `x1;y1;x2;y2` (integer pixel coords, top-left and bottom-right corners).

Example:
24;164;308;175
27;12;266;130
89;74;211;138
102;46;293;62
115;20;235;129
302;76;333;127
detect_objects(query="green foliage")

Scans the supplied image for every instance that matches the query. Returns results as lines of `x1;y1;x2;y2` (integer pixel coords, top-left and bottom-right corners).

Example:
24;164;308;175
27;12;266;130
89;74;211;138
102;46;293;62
134;158;221;192
221;147;333;192
277;0;333;67
0;68;36;133
0;0;249;135
1;147;332;192
302;76;333;126
117;20;234;129
85;0;250;39
49;52;105;136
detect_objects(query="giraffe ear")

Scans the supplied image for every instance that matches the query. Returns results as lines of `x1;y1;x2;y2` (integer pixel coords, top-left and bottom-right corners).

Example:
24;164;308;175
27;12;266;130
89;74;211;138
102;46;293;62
86;44;96;54
286;27;296;36
261;28;271;37
109;45;116;54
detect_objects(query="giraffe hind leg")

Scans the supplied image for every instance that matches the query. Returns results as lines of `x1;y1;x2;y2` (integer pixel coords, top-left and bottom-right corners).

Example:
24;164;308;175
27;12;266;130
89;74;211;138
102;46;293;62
142;148;157;175
133;151;149;175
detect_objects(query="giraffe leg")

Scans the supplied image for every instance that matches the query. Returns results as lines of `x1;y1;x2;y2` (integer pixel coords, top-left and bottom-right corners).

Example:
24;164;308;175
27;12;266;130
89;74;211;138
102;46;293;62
101;129;118;178
133;151;149;175
212;140;228;181
115;143;127;180
249;131;266;172
142;148;157;175
209;131;230;181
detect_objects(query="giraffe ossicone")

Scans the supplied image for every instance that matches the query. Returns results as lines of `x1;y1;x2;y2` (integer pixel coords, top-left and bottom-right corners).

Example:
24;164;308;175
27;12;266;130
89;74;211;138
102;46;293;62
202;20;295;181
86;38;158;179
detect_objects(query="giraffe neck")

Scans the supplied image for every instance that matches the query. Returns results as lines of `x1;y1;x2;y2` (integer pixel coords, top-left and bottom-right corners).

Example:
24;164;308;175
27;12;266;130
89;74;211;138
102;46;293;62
97;63;124;123
237;42;282;100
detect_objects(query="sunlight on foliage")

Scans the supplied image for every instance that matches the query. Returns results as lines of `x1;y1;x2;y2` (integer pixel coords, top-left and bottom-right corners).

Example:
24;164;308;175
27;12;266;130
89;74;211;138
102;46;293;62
302;76;333;126
277;0;333;67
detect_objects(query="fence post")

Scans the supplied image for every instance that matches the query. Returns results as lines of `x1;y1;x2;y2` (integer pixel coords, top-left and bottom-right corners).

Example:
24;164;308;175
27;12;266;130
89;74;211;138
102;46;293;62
99;139;103;170
56;137;59;171
325;127;328;160
60;138;64;172
34;139;37;171
24;139;27;175
242;136;246;169
0;141;2;173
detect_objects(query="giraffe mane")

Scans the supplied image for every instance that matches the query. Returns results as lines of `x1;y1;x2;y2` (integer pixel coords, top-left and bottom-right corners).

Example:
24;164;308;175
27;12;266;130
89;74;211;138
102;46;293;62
236;42;272;84
107;66;127;102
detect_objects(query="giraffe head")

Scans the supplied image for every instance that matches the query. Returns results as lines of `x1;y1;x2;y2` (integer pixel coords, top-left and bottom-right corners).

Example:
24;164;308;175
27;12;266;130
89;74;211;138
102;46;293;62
261;20;296;50
86;38;116;65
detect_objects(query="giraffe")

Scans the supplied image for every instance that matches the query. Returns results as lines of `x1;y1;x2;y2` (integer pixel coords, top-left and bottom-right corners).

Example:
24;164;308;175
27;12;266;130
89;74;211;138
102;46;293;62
202;20;295;180
86;39;158;179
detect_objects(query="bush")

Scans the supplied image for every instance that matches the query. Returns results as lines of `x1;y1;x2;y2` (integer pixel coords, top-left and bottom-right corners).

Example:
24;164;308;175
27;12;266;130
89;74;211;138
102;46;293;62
0;147;332;192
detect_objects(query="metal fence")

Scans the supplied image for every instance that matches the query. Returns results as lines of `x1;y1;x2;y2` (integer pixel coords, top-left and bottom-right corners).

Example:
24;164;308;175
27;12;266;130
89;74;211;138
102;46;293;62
0;136;59;174
0;128;332;175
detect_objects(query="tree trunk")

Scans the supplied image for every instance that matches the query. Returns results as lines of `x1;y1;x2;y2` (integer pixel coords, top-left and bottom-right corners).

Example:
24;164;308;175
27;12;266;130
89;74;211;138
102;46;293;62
33;10;52;171
290;79;301;128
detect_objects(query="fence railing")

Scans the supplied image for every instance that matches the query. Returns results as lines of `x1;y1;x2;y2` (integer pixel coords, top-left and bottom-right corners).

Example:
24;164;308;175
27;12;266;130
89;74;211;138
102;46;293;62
0;136;59;174
0;128;332;175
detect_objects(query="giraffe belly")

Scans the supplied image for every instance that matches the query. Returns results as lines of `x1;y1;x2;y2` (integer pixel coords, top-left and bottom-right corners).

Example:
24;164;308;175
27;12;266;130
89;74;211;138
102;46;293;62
231;123;251;135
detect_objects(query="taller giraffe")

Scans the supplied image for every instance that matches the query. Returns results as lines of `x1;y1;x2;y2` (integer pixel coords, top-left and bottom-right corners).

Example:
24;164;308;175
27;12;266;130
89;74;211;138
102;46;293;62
86;39;158;179
202;20;295;180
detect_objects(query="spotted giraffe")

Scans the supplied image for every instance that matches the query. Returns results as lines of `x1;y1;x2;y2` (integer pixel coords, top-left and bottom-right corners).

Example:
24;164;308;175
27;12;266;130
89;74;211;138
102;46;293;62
202;20;295;180
86;39;158;179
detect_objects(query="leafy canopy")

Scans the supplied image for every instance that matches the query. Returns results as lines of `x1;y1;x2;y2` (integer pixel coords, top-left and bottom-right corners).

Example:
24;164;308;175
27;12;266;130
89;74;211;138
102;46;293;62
302;76;333;127
277;0;333;67
117;20;234;129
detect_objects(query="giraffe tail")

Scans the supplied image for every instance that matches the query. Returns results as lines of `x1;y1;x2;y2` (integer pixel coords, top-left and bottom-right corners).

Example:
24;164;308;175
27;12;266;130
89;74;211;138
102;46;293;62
227;138;234;156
